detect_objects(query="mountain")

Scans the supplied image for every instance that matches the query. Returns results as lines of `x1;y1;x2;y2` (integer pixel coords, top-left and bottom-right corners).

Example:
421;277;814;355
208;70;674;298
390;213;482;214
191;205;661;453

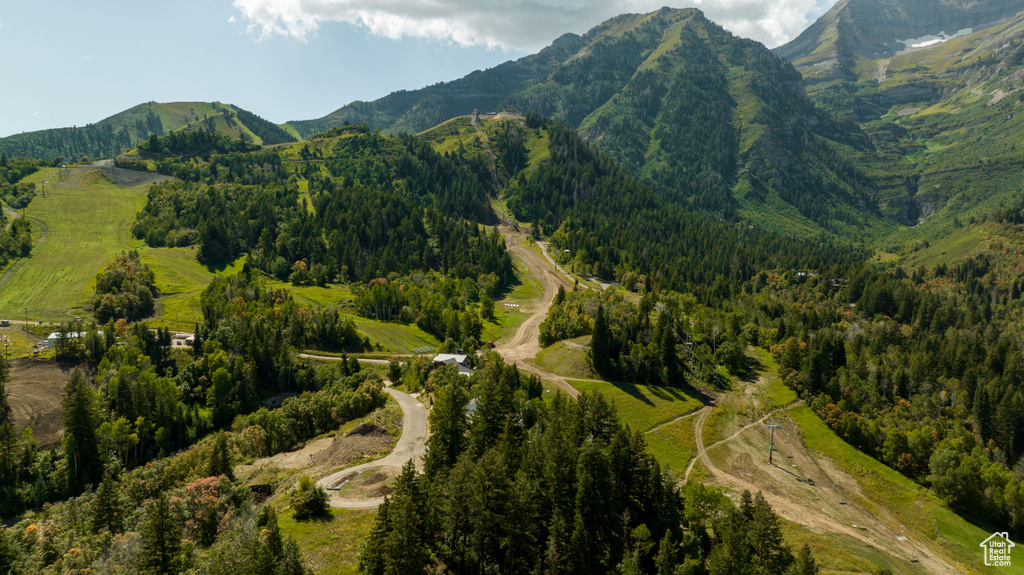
0;101;295;161
777;0;1024;251
294;8;881;237
776;0;1024;88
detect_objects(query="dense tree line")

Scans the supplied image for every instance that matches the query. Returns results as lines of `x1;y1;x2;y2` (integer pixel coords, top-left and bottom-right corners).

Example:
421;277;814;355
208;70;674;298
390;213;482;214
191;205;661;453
541;288;746;385
510;119;865;300
0;419;310;574
137;129;260;162
0;122;136;161
230;105;297;145
360;354;818;574
0;216;32;268
0;155;38;266
728;260;1024;534
130;131;513;289
0;155;40;209
92;250;157;322
1;270;383;517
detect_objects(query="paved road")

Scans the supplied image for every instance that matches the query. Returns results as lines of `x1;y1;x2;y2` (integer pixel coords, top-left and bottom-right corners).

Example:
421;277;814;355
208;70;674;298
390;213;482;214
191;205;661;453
315;385;428;509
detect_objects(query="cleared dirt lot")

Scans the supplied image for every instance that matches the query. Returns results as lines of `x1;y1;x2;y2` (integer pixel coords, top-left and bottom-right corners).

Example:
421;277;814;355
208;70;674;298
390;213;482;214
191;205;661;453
7;358;81;446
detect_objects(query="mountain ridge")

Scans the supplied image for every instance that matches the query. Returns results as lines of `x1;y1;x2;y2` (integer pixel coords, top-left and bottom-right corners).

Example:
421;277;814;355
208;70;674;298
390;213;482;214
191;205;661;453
0;101;295;161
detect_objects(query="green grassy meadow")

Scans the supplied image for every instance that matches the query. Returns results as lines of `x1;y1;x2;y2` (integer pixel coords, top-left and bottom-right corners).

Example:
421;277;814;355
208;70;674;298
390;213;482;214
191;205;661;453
644;415;697;474
570;378;702;433
141;247;246;328
0;168;149;320
531;336;599;380
279;509;376;575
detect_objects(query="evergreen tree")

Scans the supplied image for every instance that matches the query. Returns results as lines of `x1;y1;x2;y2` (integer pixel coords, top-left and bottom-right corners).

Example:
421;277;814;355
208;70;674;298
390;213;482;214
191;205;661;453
279;538;308;575
592;304;612;374
659;313;681;385
0;421;18;485
0;527;17;575
654;531;677;575
974;385;991;440
62;369;101;486
140;493;182;575
790;544;819;575
91;472;124;533
424;381;469;477
360;461;427;575
0;356;10;425
205;431;234;480
749;492;793;574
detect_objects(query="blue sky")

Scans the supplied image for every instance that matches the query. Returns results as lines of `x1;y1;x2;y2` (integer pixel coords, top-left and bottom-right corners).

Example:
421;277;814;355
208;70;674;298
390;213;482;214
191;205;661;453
0;0;838;138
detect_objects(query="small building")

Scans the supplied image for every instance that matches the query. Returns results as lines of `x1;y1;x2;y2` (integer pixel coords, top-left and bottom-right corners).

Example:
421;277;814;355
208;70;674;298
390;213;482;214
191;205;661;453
433;353;473;376
45;331;101;349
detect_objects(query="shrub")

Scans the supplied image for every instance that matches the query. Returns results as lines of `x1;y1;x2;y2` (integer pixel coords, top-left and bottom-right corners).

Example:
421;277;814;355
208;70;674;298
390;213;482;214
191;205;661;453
290;475;329;520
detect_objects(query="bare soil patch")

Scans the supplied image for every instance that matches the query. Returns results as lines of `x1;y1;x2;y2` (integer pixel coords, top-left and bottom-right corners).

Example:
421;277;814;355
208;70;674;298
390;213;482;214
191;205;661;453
7;358;81;446
331;466;400;499
96;166;170;187
311;423;392;469
691;398;962;575
244;423;394;475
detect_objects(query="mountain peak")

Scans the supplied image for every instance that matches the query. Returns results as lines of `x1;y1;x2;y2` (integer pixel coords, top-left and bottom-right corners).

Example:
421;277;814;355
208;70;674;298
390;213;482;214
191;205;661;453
777;0;1024;84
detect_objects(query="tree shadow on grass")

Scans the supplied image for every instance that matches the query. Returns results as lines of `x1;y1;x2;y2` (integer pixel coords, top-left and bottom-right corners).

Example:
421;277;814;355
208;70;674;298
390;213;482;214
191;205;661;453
590;378;704;409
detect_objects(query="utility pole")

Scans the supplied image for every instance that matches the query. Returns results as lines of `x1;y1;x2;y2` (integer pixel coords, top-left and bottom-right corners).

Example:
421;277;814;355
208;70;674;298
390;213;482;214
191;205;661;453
766;420;781;464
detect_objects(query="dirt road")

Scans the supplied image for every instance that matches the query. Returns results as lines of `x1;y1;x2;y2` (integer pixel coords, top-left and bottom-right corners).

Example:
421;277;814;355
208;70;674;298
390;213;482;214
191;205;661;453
494;229;579;398
687;397;962;575
316;386;427;510
297;353;393;366
2;205;19;231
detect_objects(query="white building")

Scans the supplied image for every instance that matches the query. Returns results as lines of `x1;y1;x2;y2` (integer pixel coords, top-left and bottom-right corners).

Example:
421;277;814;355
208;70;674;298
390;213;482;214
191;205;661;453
45;331;101;349
433;353;473;376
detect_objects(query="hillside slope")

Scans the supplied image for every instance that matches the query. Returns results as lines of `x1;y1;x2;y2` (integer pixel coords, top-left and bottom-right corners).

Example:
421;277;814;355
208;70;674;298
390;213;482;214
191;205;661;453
776;0;1024;87
295;8;888;238
0;101;295;161
777;0;1024;251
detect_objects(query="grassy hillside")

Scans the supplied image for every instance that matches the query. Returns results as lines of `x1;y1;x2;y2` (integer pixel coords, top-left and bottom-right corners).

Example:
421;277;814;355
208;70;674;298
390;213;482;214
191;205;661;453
288;8;889;239
0;101;296;161
0;167;150;320
778;1;1024;258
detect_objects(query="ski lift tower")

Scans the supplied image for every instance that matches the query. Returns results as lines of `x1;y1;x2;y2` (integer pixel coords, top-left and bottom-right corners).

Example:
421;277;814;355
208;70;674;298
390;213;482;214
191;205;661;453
765;420;782;463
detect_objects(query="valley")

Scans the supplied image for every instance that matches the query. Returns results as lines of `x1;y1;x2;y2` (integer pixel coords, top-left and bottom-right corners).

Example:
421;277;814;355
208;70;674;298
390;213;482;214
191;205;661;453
4;2;1024;574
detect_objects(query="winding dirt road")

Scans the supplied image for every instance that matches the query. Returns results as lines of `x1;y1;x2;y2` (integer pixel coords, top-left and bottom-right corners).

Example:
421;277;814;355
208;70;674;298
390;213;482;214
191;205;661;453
493;229;580;398
2;205;19;231
304;223;583;509
316;385;428;510
686;395;962;575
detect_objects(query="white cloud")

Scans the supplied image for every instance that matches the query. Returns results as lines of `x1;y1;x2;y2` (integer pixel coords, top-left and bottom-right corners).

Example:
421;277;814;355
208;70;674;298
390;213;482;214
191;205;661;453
232;0;839;51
